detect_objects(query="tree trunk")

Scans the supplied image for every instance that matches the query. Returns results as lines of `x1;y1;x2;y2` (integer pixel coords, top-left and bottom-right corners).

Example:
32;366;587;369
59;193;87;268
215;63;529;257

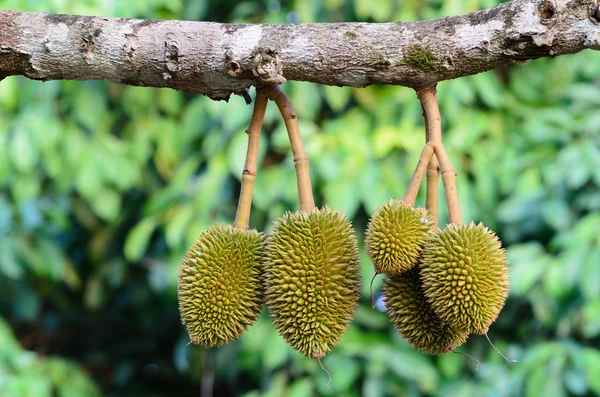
1;0;599;100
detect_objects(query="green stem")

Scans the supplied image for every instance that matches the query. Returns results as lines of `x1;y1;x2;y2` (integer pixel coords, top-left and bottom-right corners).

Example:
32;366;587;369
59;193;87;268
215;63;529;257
418;87;463;225
233;92;268;229
267;85;315;212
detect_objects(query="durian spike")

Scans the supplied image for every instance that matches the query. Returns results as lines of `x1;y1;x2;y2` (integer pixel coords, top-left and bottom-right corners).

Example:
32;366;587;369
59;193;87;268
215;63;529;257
266;85;315;211
422;103;440;228
370;272;378;308
484;333;517;363
452;350;481;371
318;358;332;389
402;143;434;207
418;87;463;224
234;91;268;229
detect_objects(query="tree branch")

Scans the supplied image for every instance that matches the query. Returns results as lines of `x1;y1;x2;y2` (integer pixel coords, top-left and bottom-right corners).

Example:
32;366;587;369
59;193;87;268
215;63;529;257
1;0;599;100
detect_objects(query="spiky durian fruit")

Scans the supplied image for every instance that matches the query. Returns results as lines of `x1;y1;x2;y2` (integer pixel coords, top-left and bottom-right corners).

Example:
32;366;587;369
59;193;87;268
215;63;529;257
383;266;468;355
265;207;361;359
178;223;266;347
420;222;509;334
365;199;434;275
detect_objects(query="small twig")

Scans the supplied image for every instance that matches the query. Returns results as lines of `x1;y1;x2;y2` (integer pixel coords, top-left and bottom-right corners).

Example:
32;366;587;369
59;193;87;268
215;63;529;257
452;350;481;370
422;104;440;227
402;144;435;207
369;273;378;308
201;348;214;397
266;85;315;211
485;333;517;363
418;87;462;224
318;357;332;389
233;90;268;229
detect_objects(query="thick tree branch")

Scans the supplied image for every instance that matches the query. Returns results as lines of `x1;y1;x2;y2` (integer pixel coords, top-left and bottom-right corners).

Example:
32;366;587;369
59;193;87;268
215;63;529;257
1;0;599;100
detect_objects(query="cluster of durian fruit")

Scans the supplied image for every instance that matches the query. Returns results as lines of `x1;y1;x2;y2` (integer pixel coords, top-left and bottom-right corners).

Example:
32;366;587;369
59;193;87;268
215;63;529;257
177;86;512;368
367;201;509;355
178;86;360;360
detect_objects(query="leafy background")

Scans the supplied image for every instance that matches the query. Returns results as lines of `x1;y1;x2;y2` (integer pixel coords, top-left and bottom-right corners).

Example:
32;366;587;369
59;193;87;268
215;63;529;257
1;0;600;396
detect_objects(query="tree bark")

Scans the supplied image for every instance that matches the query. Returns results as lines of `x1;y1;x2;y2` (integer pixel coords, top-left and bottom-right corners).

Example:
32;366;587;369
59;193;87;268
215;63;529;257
1;0;599;100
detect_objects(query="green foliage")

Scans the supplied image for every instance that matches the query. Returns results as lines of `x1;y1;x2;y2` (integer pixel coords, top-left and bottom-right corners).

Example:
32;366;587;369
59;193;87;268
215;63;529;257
0;319;100;396
1;0;600;396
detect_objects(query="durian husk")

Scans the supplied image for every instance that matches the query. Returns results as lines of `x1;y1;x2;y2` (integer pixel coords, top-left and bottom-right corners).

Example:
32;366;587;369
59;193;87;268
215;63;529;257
265;207;361;359
383;266;468;355
365;199;435;275
420;222;509;334
178;223;266;347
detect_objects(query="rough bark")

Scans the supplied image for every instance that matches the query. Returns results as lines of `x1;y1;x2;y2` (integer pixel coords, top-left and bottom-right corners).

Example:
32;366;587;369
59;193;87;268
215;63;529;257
1;0;599;100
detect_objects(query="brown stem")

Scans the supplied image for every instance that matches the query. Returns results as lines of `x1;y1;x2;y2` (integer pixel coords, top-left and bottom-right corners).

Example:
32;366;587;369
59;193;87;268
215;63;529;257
422;104;440;227
402;143;434;207
200;348;214;397
266;85;315;211
233;92;268;229
418;87;462;224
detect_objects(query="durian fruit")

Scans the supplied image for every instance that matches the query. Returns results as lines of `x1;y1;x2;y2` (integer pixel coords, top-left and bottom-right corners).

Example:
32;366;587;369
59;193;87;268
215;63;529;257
420;222;509;335
178;223;266;347
365;199;435;275
265;207;361;359
383;266;468;355
177;92;269;347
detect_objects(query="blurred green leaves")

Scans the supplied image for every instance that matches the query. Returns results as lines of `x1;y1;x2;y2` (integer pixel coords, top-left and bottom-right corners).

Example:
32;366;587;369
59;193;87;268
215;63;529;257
1;0;600;396
0;318;100;397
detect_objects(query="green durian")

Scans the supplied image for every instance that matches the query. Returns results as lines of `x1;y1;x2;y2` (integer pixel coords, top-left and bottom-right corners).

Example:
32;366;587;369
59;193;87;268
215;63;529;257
365;199;434;275
420;222;509;334
383;266;468;355
265;207;361;359
178;223;266;347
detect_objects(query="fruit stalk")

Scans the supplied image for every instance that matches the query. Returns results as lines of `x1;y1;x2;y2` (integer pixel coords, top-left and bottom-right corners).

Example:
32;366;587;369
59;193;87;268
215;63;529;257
422;104;440;227
402;143;434;207
233;92;268;229
418;87;462;224
266;85;316;211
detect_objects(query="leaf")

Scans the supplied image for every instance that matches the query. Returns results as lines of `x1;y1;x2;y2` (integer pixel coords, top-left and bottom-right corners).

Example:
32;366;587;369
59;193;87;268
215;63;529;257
563;367;587;396
385;349;438;392
37;239;66;282
322;354;360;391
157;88;183;117
541;199;574;231
166;204;194;248
84;276;104;311
472;72;504;109
362;376;385;397
124;217;158;262
323;85;351;113
580;248;600;300
322;178;360;219
507;243;548;296
583;348;600;394
73;84;107;131
287;379;314;397
12;284;41;322
10;127;38;173
437;350;464;380
263;329;290;371
582;300;600;338
544;263;573;301
0;237;23;279
372;125;402;158
89;188;121;222
526;366;548;397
